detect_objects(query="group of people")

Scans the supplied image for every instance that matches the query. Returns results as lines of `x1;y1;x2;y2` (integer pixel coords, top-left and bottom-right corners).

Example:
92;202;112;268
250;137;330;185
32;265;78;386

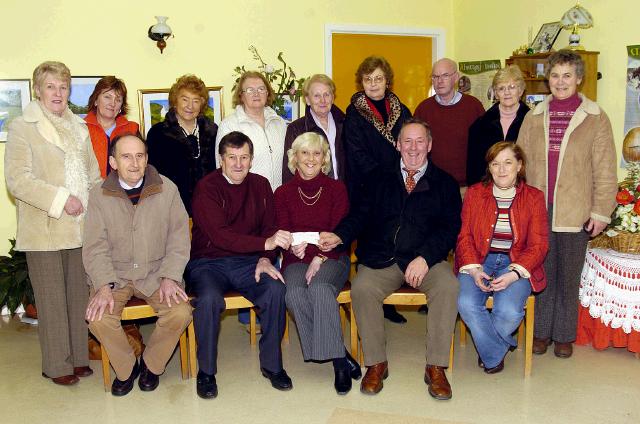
4;49;617;402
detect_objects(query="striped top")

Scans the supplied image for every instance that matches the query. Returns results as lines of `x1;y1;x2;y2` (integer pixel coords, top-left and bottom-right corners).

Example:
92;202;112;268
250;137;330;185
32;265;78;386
490;185;516;252
547;93;581;204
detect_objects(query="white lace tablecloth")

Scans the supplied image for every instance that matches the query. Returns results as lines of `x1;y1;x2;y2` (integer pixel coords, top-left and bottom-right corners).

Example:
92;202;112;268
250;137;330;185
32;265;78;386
579;248;640;334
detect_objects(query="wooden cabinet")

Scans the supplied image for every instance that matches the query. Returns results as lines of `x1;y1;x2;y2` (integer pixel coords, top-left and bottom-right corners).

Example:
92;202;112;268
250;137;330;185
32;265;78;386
506;51;599;101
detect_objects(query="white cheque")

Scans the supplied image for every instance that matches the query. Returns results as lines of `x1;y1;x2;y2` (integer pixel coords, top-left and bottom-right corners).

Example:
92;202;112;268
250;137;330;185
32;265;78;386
291;232;320;246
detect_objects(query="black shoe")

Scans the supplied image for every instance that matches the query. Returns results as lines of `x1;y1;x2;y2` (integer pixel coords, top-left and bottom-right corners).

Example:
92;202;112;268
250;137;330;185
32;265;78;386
383;305;407;324
138;358;160;392
345;350;362;380
334;366;352;395
477;356;485;369
196;371;218;399
484;360;504;374
260;367;293;391
418;305;429;314
111;360;140;397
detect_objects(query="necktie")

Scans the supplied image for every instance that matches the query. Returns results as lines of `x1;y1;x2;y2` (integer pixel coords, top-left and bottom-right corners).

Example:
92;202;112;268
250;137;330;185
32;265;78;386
404;169;418;193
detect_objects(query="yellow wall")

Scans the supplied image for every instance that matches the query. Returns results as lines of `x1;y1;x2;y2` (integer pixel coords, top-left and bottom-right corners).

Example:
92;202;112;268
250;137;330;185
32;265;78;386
453;0;636;179
0;0;455;254
1;0;636;254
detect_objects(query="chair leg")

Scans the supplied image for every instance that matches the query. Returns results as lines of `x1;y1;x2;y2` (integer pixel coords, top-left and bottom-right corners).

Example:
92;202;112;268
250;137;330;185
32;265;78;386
179;326;188;380
187;321;197;378
100;343;110;392
249;308;257;346
516;320;525;350
349;304;358;359
524;296;535;378
459;316;467;347
339;305;346;336
448;334;454;373
283;310;290;344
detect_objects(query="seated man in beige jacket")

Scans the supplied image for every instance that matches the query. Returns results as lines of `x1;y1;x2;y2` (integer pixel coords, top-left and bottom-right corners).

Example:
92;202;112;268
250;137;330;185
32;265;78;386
83;133;192;397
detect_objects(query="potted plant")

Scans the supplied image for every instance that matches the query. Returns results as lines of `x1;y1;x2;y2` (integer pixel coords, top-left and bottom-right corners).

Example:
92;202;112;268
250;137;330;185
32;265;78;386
0;239;36;317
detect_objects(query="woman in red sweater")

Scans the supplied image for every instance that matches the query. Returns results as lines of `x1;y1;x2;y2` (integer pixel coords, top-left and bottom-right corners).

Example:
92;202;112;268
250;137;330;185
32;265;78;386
455;142;548;373
274;132;360;395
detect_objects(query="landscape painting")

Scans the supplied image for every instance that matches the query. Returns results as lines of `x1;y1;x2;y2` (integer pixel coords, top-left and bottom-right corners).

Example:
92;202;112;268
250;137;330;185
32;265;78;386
139;86;223;136
69;76;102;117
0;79;31;142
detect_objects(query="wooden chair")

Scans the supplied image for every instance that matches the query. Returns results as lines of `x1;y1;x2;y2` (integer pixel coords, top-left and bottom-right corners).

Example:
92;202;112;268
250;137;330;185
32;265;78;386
98;297;193;391
379;286;456;371
187;291;257;378
458;295;535;377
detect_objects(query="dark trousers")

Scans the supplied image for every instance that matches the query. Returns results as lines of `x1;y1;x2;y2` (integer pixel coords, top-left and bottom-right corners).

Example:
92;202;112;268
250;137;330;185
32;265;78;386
534;207;590;343
186;256;286;375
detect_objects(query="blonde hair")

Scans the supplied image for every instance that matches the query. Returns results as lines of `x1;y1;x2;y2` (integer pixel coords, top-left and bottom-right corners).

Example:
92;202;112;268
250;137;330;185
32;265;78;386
168;74;209;115
302;74;336;98
32;61;71;99
492;65;526;92
287;132;332;176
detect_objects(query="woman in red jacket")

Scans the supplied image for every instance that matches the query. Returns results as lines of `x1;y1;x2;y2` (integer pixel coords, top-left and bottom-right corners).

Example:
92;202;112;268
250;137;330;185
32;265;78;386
455;142;548;373
84;76;139;178
274;132;360;395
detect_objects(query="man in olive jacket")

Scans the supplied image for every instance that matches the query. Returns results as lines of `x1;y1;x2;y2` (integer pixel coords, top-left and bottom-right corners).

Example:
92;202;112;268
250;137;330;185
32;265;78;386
320;119;461;400
83;134;192;397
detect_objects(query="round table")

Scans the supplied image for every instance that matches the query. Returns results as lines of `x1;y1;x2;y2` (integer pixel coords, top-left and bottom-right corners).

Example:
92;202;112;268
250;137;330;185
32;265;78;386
577;248;640;353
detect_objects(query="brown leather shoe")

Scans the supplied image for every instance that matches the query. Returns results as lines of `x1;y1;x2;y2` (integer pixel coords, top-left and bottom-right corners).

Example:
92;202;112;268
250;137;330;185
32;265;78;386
360;361;388;395
532;337;552;355
554;342;573;358
424;365;452;400
42;373;80;386
73;366;93;377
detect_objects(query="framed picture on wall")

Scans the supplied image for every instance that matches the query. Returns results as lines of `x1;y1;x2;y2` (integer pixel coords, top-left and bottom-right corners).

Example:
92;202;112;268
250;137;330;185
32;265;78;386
0;79;31;142
530;22;562;53
138;86;223;136
70;76;102;118
275;94;299;124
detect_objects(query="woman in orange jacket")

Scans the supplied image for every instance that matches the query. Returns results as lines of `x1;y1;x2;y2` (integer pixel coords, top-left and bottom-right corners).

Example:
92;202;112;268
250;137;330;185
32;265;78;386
455;142;548;374
85;76;139;178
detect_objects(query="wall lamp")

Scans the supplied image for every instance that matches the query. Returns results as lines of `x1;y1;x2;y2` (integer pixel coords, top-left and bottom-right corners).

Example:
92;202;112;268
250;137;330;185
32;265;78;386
148;16;173;54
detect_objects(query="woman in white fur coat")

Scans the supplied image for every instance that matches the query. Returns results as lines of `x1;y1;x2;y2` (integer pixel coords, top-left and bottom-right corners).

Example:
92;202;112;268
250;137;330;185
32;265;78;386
4;61;101;386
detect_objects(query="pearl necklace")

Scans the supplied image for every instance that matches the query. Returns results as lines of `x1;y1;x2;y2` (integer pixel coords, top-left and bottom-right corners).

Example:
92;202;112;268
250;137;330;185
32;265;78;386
298;186;323;206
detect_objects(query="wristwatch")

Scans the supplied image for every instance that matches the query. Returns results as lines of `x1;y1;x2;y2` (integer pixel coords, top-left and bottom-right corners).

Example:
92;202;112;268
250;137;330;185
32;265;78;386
317;254;328;263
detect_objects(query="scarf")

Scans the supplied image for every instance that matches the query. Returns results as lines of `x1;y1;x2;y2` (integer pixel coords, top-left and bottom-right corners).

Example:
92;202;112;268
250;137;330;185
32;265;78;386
38;102;90;219
350;91;403;147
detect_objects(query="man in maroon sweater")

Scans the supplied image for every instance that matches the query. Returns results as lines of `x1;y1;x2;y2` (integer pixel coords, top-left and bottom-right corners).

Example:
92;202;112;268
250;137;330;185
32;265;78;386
414;58;484;187
186;131;293;399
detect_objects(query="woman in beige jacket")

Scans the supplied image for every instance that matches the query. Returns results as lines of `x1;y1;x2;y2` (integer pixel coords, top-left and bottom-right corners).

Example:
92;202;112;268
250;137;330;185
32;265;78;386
4;61;101;385
517;50;617;359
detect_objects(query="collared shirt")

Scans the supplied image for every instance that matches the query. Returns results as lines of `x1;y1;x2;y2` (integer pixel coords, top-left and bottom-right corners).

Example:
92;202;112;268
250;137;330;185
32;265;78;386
118;177;144;190
222;172;235;185
309;108;338;179
435;91;462;106
400;159;428;185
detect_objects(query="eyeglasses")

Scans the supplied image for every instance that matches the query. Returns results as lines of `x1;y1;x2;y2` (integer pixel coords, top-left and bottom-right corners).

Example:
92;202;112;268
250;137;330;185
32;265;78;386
242;86;267;95
363;75;385;85
495;84;519;94
431;72;456;81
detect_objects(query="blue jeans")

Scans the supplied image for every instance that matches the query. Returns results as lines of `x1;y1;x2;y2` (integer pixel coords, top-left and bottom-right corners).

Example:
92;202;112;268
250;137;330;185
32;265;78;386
457;253;531;368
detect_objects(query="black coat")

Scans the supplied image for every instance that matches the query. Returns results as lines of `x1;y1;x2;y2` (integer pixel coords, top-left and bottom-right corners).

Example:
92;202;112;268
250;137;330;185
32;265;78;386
147;110;218;216
282;104;346;184
343;91;412;198
466;101;529;185
334;160;461;271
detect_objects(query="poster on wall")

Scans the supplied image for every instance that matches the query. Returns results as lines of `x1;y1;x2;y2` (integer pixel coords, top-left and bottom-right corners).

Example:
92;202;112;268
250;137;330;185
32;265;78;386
624;45;640;166
458;60;501;110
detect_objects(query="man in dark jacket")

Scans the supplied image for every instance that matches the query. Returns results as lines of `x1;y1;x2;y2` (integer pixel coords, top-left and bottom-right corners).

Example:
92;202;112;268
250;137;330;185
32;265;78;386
320;119;461;400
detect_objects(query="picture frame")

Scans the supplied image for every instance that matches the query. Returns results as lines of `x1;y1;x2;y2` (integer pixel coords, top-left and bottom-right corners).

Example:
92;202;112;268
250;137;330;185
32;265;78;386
0;79;31;142
530;22;563;53
276;94;300;124
138;86;224;136
69;76;103;118
525;94;546;110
